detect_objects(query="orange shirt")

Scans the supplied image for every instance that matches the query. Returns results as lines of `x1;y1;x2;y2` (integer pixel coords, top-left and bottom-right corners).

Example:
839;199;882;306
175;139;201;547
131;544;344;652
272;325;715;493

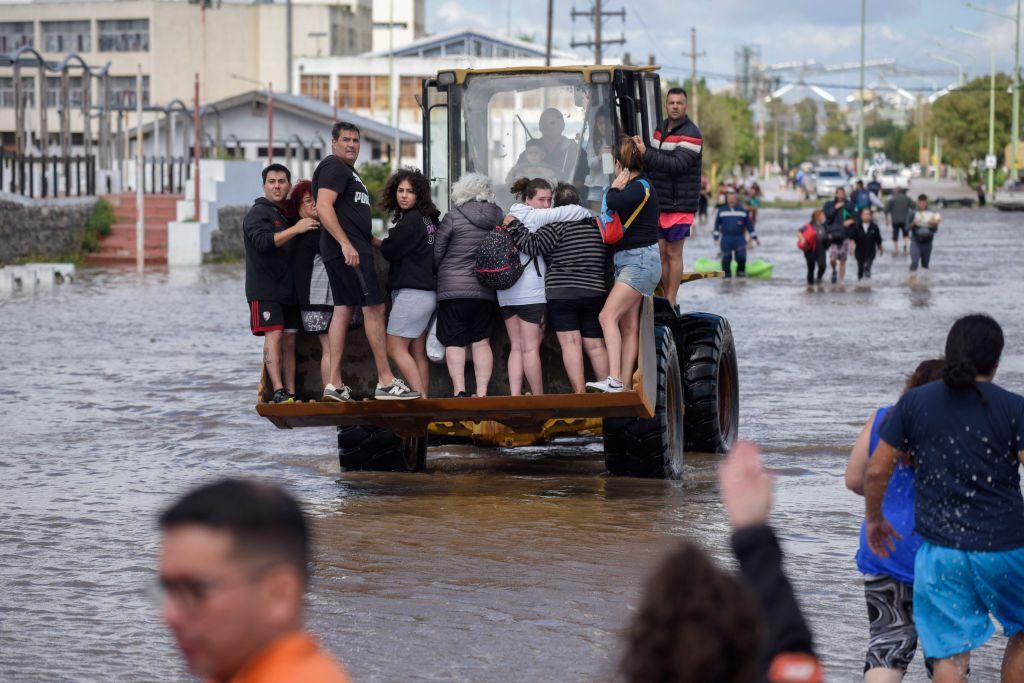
217;631;352;683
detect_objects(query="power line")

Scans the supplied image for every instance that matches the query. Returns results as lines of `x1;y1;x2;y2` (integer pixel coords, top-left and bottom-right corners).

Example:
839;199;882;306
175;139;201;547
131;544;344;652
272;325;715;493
570;0;626;65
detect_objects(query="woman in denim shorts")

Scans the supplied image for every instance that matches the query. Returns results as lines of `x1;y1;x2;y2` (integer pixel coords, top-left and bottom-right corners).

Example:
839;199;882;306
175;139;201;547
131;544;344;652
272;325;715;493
587;137;662;394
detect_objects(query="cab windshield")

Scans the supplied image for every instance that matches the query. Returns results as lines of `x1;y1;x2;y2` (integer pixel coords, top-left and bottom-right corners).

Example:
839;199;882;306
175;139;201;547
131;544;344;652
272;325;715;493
458;73;617;208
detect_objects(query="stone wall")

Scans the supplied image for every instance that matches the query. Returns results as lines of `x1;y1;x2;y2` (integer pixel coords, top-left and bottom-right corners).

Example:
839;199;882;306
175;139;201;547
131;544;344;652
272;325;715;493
0;194;96;265
209;205;247;261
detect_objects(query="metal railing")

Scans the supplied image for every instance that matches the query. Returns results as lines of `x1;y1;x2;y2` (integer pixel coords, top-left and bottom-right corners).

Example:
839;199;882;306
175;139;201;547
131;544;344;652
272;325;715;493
0;150;96;197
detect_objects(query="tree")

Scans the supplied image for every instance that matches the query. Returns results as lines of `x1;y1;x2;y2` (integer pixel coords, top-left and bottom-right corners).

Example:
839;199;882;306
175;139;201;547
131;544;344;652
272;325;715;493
795;97;818;138
930;73;1014;172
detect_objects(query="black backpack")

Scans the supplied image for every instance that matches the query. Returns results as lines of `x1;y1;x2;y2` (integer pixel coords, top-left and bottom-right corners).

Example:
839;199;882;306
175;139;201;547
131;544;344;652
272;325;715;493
827;219;847;246
474;226;538;290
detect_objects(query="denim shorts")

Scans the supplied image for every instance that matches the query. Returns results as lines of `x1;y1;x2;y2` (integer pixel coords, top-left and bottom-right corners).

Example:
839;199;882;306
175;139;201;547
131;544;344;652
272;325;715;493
914;541;1024;660
613;243;661;296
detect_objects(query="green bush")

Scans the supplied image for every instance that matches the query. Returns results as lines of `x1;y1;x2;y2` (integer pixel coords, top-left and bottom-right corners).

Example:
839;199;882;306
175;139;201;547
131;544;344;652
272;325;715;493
80;198;116;255
357;162;392;219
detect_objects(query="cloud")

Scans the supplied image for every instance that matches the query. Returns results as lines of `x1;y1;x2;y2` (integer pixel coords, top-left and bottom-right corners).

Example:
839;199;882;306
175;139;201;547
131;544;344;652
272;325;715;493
881;26;907;41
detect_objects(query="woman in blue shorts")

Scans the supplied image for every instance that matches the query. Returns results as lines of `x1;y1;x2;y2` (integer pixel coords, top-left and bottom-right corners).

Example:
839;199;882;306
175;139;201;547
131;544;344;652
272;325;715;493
846;358;944;682
867;315;1024;681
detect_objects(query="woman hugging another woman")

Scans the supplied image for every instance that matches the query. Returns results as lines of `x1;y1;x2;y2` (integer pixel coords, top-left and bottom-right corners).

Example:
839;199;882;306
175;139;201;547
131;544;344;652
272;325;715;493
504;182;610;393
501;176;591;396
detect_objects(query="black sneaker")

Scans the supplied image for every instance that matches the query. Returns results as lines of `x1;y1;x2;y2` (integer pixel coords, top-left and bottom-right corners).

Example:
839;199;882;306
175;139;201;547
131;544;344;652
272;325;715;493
272;389;295;404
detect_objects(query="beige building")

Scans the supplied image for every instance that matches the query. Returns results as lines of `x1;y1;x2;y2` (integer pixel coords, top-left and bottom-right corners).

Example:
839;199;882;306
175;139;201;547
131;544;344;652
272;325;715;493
0;0;372;151
371;0;423;53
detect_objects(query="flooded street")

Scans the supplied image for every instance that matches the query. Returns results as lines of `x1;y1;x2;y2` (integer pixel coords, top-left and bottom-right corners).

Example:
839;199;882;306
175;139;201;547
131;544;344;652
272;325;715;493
2;206;1022;681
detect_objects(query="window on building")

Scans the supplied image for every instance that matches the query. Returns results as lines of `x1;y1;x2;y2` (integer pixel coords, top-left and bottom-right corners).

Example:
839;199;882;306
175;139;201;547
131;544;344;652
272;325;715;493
0;76;36;108
300;75;330;104
45;76;85;108
98;19;149;52
0;22;34;53
399;76;419;109
371;76;389;113
42;21;92;53
106;75;150;108
335;75;370;109
443;39;466;55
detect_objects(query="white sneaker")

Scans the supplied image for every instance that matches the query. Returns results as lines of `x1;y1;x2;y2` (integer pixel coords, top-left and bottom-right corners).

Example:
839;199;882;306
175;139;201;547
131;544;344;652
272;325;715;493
586;376;624;393
322;384;353;402
374;378;421;400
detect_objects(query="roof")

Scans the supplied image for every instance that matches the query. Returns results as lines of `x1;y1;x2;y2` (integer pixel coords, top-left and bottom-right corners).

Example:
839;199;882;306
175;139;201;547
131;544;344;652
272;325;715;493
216;90;420;143
444;64;657;84
363;28;578;61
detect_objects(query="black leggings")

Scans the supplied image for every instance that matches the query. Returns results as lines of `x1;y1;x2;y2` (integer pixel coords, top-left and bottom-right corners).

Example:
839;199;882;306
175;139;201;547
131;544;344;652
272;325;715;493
805;249;826;284
856;257;875;280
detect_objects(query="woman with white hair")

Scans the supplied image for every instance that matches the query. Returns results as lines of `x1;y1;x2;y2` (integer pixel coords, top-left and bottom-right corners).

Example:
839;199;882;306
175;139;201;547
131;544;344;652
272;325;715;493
434;173;504;397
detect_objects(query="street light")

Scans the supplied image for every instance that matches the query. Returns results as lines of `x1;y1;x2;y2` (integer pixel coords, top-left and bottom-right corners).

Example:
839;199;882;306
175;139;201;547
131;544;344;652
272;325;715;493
857;0;866;176
926;51;965;86
935;42;979;79
952;26;997;198
966;0;1021;182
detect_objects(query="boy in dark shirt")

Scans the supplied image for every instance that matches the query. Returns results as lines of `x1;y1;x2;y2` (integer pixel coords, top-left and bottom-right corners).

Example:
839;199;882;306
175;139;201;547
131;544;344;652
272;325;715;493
243;164;318;404
865;315;1024;681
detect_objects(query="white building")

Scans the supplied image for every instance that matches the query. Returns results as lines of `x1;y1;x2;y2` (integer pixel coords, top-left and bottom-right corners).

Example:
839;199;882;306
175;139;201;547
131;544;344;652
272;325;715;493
296;29;581;133
371;0;424;53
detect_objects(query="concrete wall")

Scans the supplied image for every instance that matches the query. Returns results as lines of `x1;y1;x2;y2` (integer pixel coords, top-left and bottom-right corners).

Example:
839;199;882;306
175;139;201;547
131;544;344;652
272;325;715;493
209;205;248;261
0;193;96;265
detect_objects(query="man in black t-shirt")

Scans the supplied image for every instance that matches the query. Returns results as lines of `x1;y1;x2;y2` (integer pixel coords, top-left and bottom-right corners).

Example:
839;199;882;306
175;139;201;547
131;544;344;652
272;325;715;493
243;163;318;404
313;122;418;401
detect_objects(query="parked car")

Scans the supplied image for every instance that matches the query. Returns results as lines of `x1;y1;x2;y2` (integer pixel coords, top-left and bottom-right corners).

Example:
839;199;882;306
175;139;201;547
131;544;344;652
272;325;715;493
877;168;909;194
814;168;847;198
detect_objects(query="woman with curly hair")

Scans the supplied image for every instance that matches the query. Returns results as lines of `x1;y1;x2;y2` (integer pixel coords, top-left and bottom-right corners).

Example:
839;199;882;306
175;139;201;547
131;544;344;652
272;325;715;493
372;168;440;396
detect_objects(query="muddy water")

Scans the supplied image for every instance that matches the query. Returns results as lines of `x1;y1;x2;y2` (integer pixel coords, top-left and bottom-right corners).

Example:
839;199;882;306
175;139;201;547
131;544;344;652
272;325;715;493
2;206;1022;682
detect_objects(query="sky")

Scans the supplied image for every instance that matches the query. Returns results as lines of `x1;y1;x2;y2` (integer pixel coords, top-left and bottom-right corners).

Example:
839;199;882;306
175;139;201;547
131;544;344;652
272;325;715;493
425;0;1021;98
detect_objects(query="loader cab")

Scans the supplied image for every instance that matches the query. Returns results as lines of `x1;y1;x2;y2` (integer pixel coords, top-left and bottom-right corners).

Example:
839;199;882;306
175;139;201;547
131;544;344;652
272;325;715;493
422;66;663;212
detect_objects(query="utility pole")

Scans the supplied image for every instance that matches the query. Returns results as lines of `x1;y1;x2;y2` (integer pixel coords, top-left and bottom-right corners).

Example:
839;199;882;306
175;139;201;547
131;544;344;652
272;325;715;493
389;0;399;170
966;0;1020;182
570;1;626;66
545;0;554;66
135;65;145;273
856;0;866;177
286;0;293;93
681;27;705;123
193;73;201;223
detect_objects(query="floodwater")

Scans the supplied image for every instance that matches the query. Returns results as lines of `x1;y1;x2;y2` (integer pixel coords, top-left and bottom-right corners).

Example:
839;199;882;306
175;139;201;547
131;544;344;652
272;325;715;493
2;205;1023;682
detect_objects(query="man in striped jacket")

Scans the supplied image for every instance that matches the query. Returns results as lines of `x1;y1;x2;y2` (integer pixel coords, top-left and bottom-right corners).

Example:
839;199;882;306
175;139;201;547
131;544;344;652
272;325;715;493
633;87;703;308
